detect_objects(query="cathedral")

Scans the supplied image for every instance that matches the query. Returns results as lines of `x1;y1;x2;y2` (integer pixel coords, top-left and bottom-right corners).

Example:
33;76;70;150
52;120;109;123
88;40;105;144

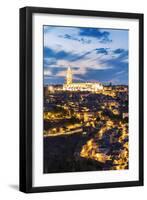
63;66;103;92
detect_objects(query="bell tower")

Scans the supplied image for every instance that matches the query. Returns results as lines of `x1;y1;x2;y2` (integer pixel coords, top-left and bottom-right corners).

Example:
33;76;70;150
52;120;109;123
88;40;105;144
66;66;72;85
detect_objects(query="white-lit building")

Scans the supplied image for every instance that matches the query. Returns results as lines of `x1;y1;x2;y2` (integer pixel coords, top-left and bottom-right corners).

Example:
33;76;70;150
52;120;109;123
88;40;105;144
63;66;103;92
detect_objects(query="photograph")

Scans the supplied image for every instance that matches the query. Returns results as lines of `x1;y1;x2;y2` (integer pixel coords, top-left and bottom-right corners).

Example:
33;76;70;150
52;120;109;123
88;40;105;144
19;7;143;193
43;25;129;174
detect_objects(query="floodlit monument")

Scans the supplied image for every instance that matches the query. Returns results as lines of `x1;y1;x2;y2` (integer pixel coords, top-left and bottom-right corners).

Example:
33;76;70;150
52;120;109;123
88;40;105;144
63;67;103;92
63;66;103;92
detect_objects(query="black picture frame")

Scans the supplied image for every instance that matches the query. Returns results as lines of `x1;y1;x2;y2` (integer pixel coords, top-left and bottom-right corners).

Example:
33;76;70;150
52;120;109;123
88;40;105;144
19;6;144;193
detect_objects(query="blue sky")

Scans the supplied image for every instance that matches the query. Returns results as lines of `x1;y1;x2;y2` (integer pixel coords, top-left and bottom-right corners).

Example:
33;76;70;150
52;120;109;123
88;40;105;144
43;26;128;85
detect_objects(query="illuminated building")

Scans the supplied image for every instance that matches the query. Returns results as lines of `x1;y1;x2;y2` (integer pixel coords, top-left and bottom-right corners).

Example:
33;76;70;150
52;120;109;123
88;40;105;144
63;66;103;92
66;66;72;84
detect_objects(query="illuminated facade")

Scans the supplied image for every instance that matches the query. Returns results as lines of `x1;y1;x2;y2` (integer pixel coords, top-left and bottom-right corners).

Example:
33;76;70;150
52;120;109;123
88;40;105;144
63;66;103;92
66;66;72;84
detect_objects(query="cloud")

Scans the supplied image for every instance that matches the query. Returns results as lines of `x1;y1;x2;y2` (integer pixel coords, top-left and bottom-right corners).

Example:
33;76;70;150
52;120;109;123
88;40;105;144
44;58;57;67
113;48;126;54
115;70;126;76
59;34;91;44
44;47;69;59
79;28;112;43
102;56;128;70
43;26;55;33
44;47;80;62
69;51;92;62
44;68;52;76
44;46;128;82
44;47;96;64
43;26;128;84
112;48;128;62
95;48;109;55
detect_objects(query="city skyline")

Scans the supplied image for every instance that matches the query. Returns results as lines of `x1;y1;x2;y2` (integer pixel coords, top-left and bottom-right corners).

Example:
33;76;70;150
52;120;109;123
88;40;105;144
43;26;128;85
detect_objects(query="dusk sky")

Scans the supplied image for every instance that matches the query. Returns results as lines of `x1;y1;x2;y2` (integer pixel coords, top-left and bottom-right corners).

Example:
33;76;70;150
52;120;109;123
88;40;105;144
43;25;128;85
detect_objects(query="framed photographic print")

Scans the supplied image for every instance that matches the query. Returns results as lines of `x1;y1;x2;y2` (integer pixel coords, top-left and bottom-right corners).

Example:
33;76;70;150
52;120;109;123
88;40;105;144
19;7;144;193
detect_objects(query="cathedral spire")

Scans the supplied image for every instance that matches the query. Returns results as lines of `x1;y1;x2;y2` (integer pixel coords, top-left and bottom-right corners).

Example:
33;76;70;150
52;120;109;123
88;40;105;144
66;66;72;84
